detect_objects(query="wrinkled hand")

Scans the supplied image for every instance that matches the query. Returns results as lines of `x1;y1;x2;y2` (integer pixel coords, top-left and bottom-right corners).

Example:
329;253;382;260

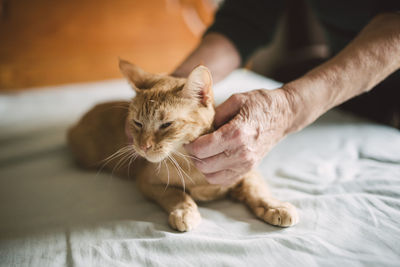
185;88;296;186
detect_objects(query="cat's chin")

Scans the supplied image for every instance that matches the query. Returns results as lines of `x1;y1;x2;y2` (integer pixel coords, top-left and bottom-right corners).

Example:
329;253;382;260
143;153;168;163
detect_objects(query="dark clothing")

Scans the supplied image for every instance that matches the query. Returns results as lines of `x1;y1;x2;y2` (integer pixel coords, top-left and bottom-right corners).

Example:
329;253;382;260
206;0;400;128
208;0;399;62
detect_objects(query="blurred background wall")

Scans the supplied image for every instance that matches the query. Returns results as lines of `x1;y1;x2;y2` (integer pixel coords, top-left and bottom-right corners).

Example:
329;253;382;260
0;0;216;90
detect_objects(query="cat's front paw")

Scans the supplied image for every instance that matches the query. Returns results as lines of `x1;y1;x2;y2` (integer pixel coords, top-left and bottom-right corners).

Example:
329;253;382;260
168;208;201;232
255;201;299;227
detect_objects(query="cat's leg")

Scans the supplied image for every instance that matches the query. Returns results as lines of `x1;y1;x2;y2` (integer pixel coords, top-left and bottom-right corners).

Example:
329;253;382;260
230;170;299;227
138;179;201;232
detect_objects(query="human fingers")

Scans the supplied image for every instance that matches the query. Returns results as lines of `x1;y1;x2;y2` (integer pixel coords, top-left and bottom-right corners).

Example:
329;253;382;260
184;121;237;159
193;149;238;174
214;94;245;128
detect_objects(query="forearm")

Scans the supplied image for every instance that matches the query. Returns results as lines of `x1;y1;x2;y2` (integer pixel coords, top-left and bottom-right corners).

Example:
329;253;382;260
284;12;400;132
172;33;241;82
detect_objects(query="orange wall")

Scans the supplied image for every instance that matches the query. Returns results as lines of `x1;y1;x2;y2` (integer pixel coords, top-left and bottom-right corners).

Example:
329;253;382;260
0;0;214;90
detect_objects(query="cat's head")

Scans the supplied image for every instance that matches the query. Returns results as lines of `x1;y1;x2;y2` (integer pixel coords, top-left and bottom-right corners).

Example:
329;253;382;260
119;59;215;163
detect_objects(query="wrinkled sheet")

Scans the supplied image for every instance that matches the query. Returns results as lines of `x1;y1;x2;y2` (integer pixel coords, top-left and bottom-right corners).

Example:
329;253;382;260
0;70;399;267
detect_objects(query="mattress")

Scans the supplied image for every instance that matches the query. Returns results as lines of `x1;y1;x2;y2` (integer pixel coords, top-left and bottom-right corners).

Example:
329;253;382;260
0;69;399;267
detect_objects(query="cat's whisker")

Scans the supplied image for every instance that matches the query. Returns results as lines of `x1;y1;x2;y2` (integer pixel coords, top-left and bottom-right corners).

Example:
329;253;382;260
112;148;136;175
175;150;205;164
106;149;136;187
99;149;129;170
156;162;162;175
117;151;135;174
171;156;194;184
96;146;133;177
127;153;139;177
100;146;132;165
107;150;137;188
172;151;191;171
170;157;186;193
170;154;195;185
168;155;186;193
101;147;132;179
162;159;170;193
105;148;132;171
124;150;139;168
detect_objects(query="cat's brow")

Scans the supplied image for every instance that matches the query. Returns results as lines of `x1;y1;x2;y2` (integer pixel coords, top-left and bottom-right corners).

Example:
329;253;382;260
142;96;158;120
158;110;166;121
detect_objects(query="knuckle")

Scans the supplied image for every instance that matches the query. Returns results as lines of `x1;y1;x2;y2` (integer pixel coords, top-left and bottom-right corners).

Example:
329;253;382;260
240;150;249;161
248;160;257;169
238;134;246;146
233;129;246;145
230;93;239;101
209;131;219;144
241;150;256;165
243;153;252;163
230;93;245;105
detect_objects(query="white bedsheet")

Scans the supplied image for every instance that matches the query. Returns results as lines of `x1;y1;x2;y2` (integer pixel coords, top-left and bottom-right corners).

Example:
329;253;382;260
0;70;399;267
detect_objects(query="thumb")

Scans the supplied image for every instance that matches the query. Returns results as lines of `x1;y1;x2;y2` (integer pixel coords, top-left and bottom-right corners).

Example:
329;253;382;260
214;94;243;128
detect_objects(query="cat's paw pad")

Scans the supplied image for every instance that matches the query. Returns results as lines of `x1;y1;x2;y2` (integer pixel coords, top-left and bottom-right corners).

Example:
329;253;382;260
255;202;299;227
168;208;201;232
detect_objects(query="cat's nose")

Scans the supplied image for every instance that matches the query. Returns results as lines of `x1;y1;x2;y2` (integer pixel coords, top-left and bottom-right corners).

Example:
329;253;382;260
140;143;152;152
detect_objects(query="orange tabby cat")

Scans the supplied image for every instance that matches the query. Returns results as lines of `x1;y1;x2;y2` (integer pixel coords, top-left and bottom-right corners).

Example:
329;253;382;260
67;59;299;231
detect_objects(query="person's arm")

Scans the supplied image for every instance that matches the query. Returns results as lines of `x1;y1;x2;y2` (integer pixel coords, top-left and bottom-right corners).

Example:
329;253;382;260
186;12;400;185
172;33;241;83
173;0;285;82
285;12;400;133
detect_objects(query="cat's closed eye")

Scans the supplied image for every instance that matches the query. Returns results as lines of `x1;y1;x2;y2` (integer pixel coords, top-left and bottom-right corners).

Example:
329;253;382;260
160;122;172;129
133;120;143;128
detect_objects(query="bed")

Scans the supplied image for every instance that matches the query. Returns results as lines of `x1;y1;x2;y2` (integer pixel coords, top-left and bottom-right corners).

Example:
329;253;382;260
1;70;400;267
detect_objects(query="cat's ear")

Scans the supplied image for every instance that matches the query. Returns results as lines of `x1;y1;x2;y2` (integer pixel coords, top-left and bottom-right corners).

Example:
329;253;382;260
119;59;153;92
182;65;213;106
